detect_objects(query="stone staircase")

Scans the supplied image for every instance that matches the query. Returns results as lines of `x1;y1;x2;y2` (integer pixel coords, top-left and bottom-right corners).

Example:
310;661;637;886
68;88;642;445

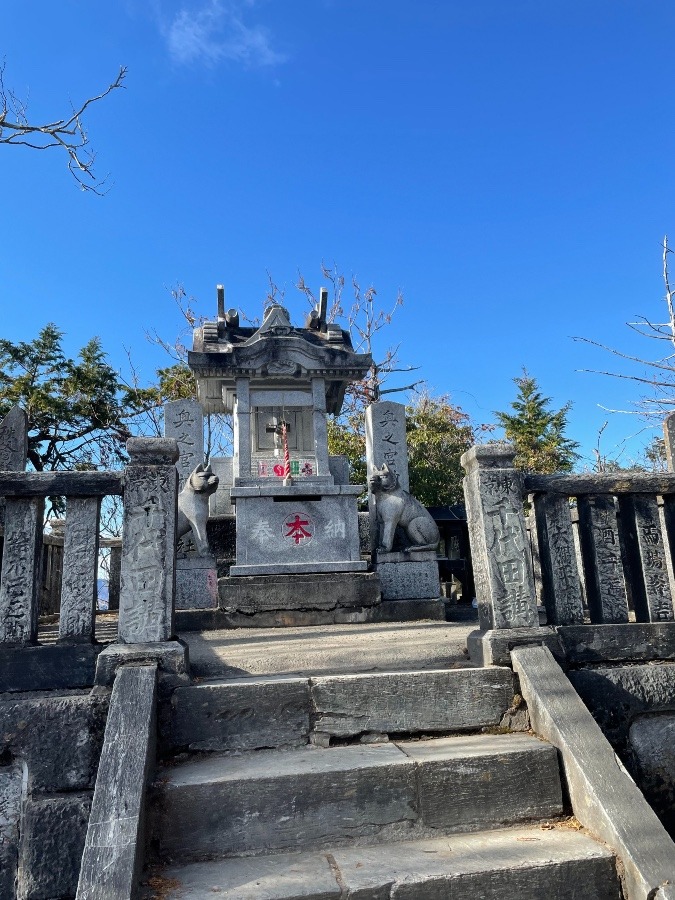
143;625;621;899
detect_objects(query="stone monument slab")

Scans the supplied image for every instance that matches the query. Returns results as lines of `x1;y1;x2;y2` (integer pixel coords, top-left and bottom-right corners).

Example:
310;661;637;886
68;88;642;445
164;399;204;488
176;556;219;609
376;549;441;600
58;497;101;642
365;401;409;491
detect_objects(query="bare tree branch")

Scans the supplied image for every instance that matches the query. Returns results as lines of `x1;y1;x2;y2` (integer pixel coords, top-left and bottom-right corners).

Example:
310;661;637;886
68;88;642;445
0;63;127;194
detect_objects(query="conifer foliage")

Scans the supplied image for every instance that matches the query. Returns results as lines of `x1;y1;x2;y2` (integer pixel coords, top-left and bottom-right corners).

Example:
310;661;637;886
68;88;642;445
495;369;579;474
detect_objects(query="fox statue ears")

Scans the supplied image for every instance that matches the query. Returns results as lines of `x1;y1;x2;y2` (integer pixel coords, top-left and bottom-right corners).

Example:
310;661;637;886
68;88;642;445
194;462;213;475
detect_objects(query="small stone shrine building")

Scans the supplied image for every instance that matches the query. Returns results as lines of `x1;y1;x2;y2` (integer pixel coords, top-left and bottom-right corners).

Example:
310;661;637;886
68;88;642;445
188;298;371;576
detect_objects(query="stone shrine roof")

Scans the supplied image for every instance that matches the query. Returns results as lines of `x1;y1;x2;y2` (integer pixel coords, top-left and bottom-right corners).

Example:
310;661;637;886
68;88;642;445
189;303;372;415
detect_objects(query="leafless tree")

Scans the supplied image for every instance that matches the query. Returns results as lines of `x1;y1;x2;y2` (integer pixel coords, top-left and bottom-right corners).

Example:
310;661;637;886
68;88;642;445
296;262;421;408
574;236;675;418
0;63;126;193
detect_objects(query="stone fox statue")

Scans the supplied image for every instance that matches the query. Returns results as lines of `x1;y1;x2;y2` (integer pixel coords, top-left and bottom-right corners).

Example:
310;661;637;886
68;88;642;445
177;463;219;557
369;463;440;553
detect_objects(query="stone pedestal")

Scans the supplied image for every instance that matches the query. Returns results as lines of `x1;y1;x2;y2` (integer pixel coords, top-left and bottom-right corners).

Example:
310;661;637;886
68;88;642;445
229;483;367;576
376;549;441;600
176;556;219;610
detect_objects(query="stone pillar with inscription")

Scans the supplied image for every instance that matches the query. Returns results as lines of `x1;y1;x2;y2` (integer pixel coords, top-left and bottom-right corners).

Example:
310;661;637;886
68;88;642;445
0;406;28;531
461;443;539;631
164;400;204;488
366;400;410;556
118;438;179;643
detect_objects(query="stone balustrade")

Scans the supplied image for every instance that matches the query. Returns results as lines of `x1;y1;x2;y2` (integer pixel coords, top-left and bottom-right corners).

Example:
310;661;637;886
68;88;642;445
0;438;179;651
462;443;675;635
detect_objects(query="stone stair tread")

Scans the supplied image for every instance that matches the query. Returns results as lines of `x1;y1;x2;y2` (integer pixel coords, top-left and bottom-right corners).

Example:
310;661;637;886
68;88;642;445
159;733;552;787
180;621;474;679
147;825;619;900
153;734;564;861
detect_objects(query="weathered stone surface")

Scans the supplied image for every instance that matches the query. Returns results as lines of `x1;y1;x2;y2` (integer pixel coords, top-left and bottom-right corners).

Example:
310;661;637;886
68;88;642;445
512;644;675;900
208;457;234;516
568;663;675;748
467;626;563;667
77;664;157;900
0;405;28;471
365;401;409;491
328;454;350;485
230;490;364;576
171;675;311;751
95;641;188;688
152;828;618;900
533;492;584;625
154;743;417;861
621;494;675;623
629;714;675;836
181;622;473;679
218;572;380;613
18;793;91;900
331;828;619;900
558;622;675;664
164;399;204;488
0;496;42;644
461;443;539;630
310;668;513;737
119;440;178;643
0;643;101;692
108;544;122;611
577;494;630;624
401;733;562;830
376;554;440;600
370;598;445;622
59;497;101;642
176;556;218;610
0;692;108;793
0;762;23;900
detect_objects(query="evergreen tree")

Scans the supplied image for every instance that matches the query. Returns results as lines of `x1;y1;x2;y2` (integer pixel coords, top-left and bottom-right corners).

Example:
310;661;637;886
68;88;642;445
495;370;579;474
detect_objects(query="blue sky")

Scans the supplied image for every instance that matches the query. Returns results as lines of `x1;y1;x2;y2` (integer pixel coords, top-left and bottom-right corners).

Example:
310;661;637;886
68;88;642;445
3;1;675;468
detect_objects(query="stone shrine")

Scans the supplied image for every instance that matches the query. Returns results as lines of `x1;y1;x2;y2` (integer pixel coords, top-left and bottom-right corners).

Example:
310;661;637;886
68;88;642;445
188;295;371;580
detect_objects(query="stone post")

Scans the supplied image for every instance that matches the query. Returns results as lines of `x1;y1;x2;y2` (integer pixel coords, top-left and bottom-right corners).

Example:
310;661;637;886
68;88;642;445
311;377;331;476
365;400;409;490
461;443;539;631
107;543;122;611
664;412;675;472
233;378;251;478
58;497;101;642
118;438;179;643
0;406;28;530
164;399;204;489
365;401;410;553
0;497;43;645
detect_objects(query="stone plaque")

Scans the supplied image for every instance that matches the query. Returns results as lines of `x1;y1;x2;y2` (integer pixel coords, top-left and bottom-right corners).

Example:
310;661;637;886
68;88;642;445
577;495;629;624
533;493;584;626
176;556;219;609
377;552;441;600
164;400;204;488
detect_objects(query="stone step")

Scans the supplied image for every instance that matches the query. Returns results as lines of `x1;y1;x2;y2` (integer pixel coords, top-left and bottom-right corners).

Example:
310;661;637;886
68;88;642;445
146;825;620;899
152;734;563;862
179;621;475;680
170;667;515;752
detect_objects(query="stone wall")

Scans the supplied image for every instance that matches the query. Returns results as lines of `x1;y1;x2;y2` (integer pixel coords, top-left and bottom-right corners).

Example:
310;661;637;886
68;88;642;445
0;689;109;898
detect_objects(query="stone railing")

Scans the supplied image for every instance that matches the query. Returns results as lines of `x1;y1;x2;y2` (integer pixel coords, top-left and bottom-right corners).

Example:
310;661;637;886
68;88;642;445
462;443;675;663
0;438;178;650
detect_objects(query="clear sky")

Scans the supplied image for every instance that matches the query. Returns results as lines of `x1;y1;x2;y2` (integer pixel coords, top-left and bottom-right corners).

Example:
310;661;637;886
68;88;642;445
3;0;675;469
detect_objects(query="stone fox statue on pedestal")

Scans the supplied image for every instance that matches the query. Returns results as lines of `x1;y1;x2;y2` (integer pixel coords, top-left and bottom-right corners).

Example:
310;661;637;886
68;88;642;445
369;463;440;552
177;463;219;557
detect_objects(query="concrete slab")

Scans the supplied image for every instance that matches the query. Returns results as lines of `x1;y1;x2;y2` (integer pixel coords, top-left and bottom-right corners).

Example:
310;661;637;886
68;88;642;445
180;622;474;679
